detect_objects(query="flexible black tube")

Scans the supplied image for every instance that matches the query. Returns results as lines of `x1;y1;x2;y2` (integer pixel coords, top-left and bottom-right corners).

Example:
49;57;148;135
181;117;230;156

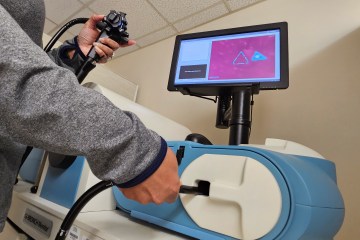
44;18;88;53
55;180;114;240
44;15;130;239
76;57;96;84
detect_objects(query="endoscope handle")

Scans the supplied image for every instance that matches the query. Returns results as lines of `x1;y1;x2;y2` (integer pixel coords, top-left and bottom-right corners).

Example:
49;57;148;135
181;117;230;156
76;10;129;83
87;10;129;62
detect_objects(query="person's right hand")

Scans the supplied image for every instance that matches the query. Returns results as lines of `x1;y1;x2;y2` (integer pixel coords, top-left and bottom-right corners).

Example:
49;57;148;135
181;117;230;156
118;147;181;204
69;14;136;62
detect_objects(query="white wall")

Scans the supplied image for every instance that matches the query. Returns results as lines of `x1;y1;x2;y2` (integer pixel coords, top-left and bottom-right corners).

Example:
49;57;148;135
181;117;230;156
107;0;360;239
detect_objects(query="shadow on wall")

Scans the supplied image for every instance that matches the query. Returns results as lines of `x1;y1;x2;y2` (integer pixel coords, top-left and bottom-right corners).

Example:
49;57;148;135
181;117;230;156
252;27;360;240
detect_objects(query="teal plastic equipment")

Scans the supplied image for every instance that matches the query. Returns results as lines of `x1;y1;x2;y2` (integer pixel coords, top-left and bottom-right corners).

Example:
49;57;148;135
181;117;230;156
113;141;344;240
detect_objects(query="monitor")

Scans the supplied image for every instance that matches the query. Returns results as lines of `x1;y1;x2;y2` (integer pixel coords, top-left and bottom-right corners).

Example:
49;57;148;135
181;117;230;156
168;22;289;96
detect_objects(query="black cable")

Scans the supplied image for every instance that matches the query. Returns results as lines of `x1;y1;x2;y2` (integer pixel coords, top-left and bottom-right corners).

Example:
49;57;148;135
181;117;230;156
248;93;254;138
189;93;217;103
44;18;88;53
55;180;114;240
75;57;96;84
47;12;130;239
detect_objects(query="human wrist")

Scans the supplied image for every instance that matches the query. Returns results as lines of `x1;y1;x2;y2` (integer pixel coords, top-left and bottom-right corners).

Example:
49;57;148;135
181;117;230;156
65;49;75;59
117;137;168;188
77;35;92;56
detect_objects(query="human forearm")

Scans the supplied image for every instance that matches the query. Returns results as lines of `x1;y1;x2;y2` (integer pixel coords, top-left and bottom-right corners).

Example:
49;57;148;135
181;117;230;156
0;5;161;184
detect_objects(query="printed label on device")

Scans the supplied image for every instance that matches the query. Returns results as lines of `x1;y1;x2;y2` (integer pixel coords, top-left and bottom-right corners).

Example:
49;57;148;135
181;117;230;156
23;208;53;237
68;225;81;239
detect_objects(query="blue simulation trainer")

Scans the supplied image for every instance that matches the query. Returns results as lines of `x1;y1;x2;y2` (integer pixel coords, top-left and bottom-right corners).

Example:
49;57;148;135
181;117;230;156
113;141;344;240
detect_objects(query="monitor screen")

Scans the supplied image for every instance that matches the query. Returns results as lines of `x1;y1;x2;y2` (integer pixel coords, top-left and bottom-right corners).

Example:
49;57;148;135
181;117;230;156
168;22;289;96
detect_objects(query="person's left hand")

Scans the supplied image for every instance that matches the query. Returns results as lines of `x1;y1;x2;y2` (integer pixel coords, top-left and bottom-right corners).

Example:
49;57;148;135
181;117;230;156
76;14;136;63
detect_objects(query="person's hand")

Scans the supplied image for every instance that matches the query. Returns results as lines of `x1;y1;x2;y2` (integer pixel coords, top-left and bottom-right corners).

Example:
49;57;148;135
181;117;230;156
119;147;181;204
74;14;136;63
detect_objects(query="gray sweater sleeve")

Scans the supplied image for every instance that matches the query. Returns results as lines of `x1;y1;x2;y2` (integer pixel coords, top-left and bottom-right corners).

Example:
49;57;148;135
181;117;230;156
0;5;164;185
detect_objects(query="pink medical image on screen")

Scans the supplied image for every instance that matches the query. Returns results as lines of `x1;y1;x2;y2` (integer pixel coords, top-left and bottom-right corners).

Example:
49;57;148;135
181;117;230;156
208;35;275;80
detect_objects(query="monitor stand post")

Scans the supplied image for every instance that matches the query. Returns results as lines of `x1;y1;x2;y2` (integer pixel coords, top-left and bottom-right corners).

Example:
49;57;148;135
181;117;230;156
228;87;253;145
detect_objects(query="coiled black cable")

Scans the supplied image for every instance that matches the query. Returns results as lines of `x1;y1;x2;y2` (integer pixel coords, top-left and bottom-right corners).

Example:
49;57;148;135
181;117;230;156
55;180;114;240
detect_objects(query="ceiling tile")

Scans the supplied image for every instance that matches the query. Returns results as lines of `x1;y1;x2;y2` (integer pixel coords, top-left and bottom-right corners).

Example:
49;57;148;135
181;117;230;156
79;0;93;3
58;31;76;44
43;0;267;56
149;0;221;22
65;8;96;36
44;19;57;34
226;0;264;11
88;0;168;39
114;44;140;57
136;27;176;48
43;29;75;46
44;0;84;24
174;3;228;32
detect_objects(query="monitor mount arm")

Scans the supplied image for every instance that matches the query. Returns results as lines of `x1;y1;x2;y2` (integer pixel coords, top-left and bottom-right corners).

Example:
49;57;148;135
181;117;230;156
216;85;259;145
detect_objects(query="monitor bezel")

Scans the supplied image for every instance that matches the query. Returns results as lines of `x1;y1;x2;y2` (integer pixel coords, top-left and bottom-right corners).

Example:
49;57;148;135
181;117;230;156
167;22;289;96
